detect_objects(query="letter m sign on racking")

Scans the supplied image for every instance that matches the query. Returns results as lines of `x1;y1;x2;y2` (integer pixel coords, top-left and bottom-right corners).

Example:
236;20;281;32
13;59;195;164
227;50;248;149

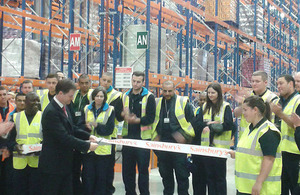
70;33;81;51
137;32;148;49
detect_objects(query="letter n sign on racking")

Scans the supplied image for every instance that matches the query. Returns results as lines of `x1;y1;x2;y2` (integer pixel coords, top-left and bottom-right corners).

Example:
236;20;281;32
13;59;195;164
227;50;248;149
70;33;81;51
137;32;148;49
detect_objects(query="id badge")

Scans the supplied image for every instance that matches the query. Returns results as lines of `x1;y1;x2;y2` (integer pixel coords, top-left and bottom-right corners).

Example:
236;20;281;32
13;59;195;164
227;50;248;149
164;118;170;123
75;111;81;117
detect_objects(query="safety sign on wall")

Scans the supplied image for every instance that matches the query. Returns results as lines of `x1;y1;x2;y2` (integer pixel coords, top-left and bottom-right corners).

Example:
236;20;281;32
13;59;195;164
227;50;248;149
115;67;132;88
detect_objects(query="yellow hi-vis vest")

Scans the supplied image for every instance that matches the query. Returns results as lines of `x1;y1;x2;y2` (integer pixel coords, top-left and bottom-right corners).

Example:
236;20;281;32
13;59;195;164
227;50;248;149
202;101;232;149
84;103;114;155
281;93;300;154
36;89;48;98
151;96;195;140
122;91;153;140
73;89;93;104
235;120;282;195
40;93;51;111
239;90;279;139
13;111;43;170
106;88;122;138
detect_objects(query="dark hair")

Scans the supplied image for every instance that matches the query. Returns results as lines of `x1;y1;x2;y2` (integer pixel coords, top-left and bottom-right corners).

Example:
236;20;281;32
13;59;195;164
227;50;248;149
15;92;26;100
243;96;271;121
91;86;107;104
132;71;145;81
203;83;223;116
279;74;295;88
78;74;90;82
0;86;6;91
22;80;33;85
252;71;268;82
46;73;59;80
55;79;77;94
25;92;39;102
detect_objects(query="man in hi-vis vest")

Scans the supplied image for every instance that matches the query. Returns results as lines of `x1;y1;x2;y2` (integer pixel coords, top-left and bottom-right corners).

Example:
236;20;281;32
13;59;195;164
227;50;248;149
9;92;42;195
271;74;300;195
152;80;195;195
70;73;93;195
235;71;279;139
121;71;155;195
100;72;123;194
40;74;59;111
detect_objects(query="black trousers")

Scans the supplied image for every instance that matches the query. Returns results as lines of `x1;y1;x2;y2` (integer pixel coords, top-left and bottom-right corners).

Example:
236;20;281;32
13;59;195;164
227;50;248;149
156;151;190;195
192;155;208;195
72;151;83;195
203;156;227;195
281;152;300;195
122;146;150;195
82;153;112;195
41;172;73;195
0;156;14;195
13;165;40;195
106;144;116;194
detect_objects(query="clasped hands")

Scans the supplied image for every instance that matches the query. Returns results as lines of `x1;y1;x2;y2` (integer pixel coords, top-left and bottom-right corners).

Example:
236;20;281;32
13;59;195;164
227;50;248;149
122;108;140;124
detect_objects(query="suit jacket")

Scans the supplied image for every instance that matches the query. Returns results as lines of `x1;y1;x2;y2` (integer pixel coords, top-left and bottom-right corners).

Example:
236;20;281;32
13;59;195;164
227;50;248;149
39;99;90;175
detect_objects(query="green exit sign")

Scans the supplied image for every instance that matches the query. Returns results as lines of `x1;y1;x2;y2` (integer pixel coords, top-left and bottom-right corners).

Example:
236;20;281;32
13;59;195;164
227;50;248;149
137;32;148;49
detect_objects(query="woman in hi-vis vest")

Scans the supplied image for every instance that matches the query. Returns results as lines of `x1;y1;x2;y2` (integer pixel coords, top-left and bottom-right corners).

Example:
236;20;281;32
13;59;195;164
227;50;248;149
229;96;281;195
79;86;115;195
199;83;234;195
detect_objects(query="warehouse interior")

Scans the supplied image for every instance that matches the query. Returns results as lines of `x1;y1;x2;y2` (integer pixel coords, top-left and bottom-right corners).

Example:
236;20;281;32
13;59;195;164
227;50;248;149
0;0;299;194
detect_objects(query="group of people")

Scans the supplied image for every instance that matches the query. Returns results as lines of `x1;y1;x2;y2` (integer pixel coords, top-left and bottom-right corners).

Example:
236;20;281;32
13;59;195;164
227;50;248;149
0;69;300;195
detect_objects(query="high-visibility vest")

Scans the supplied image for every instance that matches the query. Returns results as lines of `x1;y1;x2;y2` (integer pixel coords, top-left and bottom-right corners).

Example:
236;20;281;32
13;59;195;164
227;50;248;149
84;103;114;155
36;89;48;98
106;88;122;138
281;93;300;154
239;90;279;139
235;120;281;195
0;102;15;122
194;107;201;116
40;93;50;111
13;111;43;170
73;89;93;104
202;101;232;149
122;88;153;140
152;96;195;140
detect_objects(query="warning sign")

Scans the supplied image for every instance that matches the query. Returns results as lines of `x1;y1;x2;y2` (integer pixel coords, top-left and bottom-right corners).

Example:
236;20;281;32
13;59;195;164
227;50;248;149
115;67;132;88
70;33;81;51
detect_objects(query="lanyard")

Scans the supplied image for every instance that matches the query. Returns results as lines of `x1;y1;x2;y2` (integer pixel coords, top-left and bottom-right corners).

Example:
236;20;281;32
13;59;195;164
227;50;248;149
164;99;170;118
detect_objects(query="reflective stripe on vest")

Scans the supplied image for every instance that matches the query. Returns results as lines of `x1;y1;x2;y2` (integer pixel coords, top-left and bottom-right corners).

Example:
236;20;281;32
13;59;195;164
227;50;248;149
0;102;15;122
122;93;152;139
13;111;42;170
151;96;195;140
40;93;50;111
202;101;231;148
235;171;281;182
281;94;300;154
85;105;114;155
235;120;282;194
107;89;122;138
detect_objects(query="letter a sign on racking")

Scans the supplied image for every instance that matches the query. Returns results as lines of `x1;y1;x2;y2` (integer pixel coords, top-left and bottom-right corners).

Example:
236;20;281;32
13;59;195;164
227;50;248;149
70;33;81;51
137;32;148;49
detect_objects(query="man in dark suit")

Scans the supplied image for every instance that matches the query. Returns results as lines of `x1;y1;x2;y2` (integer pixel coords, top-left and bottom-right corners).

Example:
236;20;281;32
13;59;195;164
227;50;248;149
39;79;98;195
